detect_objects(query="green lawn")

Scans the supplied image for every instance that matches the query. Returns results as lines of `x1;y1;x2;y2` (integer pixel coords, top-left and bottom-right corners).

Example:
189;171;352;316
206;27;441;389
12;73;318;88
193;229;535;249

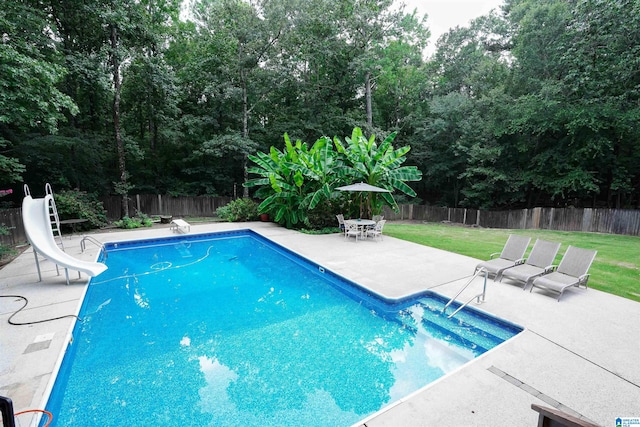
384;223;640;303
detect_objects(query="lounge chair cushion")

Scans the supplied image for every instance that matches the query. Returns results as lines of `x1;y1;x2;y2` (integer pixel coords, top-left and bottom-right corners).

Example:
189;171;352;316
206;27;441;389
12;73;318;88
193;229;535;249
501;264;547;284
532;272;580;292
476;258;518;277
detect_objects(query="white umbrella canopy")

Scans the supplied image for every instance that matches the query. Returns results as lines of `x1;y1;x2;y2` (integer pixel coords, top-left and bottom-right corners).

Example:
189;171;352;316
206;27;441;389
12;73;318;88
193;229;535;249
335;182;390;193
336;182;391;218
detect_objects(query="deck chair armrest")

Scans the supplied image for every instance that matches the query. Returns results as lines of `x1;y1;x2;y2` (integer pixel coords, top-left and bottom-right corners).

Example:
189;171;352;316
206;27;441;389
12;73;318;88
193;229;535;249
515;258;526;265
543;265;556;273
489;252;501;259
578;273;591;288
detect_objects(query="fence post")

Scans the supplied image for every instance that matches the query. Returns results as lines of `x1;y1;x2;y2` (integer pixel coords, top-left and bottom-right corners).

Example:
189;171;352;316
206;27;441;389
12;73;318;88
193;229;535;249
463;209;467;225
476;209;481;226
158;194;163;215
522;209;528;230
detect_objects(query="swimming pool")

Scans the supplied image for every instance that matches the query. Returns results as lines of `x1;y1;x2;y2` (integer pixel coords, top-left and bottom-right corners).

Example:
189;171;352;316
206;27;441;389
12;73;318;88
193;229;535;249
44;230;522;426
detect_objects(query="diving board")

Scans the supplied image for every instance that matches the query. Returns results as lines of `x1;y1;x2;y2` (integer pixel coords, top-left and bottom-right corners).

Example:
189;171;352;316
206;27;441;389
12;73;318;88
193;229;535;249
22;194;107;284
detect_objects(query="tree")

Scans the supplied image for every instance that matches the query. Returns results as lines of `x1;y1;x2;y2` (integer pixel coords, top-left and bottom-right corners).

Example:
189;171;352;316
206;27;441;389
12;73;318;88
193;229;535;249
558;0;640;207
505;0;603;206
414;13;512;208
0;0;77;185
338;0;427;130
191;0;288;197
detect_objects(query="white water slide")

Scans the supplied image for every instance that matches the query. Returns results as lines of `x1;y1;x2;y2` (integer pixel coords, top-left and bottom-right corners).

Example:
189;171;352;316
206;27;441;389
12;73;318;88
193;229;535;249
22;193;107;284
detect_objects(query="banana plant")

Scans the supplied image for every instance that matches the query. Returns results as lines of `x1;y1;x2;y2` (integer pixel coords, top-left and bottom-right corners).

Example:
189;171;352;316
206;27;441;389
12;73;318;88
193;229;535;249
246;127;421;227
245;133;340;228
334;127;422;216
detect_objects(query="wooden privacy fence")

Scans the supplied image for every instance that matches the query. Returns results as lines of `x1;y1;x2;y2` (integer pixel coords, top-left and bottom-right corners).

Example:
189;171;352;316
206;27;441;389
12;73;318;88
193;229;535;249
99;194;233;220
382;205;640;236
0;208;25;247
3;198;640;247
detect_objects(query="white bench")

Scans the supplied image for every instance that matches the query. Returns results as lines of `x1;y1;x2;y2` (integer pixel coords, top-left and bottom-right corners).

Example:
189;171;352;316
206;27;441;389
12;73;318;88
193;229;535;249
170;219;191;234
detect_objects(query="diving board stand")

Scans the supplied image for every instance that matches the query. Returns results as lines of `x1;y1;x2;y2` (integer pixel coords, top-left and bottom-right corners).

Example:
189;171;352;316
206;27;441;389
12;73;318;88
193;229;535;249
170;219;191;234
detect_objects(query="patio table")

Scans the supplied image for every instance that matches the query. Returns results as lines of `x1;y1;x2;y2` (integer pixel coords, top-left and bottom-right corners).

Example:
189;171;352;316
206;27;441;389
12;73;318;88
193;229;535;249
345;219;375;239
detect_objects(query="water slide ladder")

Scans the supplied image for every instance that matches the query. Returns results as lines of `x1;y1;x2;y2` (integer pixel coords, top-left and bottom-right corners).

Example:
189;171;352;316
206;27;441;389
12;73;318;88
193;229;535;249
442;268;488;319
45;183;65;251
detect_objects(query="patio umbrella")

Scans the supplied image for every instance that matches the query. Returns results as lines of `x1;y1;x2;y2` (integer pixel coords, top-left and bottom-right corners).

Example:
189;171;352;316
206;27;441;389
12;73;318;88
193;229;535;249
336;182;390;218
335;182;390;193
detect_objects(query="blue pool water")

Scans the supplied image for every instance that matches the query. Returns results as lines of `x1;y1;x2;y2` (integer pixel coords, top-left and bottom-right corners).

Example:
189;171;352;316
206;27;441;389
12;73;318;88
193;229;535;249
45;230;522;427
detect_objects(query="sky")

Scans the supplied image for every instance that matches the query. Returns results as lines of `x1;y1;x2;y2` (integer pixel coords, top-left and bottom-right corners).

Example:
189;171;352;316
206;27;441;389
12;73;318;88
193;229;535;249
401;0;505;52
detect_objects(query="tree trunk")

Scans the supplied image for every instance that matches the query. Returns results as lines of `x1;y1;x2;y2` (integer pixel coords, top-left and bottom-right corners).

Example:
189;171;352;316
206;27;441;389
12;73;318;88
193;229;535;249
110;24;129;218
365;72;373;128
241;64;250;199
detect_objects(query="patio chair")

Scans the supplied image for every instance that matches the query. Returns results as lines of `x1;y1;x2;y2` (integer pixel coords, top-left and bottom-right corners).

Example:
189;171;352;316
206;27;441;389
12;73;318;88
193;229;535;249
365;219;386;241
336;214;346;234
474;235;531;279
344;221;362;242
368;214;384;230
530;246;597;301
499;239;561;288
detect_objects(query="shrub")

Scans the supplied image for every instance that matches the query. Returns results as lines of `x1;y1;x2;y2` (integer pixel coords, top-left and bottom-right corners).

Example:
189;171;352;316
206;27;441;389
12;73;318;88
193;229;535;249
215;198;259;222
113;213;153;229
54;190;108;230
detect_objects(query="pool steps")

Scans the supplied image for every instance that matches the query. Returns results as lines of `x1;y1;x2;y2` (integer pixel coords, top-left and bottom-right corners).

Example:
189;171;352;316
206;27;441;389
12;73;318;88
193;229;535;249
394;298;519;356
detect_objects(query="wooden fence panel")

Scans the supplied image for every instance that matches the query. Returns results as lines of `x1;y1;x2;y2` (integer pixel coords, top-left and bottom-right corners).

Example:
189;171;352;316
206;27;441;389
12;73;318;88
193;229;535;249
478;210;507;229
552;208;581;231
611;209;640;235
99;195;233;220
382;205;451;222
0;208;26;245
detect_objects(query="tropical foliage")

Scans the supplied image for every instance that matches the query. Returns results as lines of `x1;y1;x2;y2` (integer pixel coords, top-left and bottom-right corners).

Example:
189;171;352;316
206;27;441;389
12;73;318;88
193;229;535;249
1;0;639;215
246;127;422;229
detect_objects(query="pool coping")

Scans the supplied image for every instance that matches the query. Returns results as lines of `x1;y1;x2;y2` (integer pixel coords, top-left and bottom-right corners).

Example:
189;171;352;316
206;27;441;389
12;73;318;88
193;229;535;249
1;221;639;426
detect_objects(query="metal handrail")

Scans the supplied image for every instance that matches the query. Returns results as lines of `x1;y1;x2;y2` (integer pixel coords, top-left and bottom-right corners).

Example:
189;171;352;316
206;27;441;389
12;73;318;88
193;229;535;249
442;268;488;318
81;236;107;259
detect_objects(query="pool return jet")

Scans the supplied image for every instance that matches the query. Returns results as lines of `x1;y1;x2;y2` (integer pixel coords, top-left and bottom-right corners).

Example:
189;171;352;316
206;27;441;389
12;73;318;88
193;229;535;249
22;184;107;285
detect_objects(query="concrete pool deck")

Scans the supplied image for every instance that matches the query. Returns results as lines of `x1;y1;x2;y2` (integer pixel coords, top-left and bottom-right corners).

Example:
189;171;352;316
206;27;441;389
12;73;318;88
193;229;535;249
1;221;638;426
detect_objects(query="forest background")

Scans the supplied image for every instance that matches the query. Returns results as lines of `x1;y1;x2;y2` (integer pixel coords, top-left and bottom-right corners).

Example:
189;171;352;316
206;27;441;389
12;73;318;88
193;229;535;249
1;0;639;215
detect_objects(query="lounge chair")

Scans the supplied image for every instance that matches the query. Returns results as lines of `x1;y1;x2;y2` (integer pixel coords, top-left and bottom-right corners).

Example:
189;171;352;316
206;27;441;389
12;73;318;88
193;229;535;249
365;219;386;241
530;246;597;301
499;239;561;289
475;235;531;279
